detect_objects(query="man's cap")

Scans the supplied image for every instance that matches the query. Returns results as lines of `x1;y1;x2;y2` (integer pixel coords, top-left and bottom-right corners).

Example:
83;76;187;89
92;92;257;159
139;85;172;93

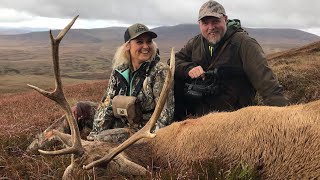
124;23;157;42
198;0;226;21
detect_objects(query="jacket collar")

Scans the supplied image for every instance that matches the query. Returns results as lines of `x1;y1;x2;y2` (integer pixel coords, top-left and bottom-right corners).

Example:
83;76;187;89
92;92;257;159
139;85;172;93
224;19;245;40
115;54;160;74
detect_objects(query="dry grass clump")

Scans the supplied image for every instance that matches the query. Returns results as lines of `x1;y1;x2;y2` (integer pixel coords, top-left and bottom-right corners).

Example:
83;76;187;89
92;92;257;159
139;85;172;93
0;80;107;136
0;80;106;179
0;136;70;179
0;75;95;94
269;53;320;104
155;161;258;180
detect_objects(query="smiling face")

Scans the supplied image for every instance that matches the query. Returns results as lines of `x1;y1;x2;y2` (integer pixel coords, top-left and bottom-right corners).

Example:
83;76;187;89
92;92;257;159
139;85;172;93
199;16;227;44
128;33;155;66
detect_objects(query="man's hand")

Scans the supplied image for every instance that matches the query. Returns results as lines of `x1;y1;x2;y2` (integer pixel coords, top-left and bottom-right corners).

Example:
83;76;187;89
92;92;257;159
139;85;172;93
188;66;205;79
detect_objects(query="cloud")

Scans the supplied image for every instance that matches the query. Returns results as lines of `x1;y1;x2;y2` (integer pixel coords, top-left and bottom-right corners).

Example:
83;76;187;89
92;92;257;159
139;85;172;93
0;0;320;29
0;8;34;22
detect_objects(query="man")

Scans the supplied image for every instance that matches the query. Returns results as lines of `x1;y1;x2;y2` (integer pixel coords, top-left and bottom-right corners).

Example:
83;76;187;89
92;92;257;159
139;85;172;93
174;0;289;120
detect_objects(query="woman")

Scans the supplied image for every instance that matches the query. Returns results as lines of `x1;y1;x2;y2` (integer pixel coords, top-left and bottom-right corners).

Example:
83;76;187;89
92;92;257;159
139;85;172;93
27;23;174;152
87;23;174;140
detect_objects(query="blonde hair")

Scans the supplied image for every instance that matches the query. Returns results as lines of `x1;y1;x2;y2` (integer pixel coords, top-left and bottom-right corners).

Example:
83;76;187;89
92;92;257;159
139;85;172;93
112;40;158;69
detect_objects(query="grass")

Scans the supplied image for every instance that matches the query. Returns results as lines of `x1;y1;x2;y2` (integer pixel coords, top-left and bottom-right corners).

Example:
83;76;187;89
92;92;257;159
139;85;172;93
0;74;98;94
0;41;113;94
0;79;260;179
156;161;258;180
0;40;319;178
0;134;70;179
269;54;320;104
0;81;106;179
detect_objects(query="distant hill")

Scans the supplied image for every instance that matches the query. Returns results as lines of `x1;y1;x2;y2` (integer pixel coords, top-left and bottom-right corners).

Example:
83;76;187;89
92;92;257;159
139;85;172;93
0;24;319;95
0;27;49;35
0;24;319;54
0;28;30;35
245;28;320;53
267;40;320;60
154;24;320;54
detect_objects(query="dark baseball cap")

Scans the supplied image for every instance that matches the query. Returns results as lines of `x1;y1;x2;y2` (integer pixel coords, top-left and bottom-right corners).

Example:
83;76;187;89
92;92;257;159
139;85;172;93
124;23;157;42
198;0;226;21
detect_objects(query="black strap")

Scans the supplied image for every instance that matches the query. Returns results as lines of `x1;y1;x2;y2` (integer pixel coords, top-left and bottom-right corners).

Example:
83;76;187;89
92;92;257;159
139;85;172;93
207;35;235;70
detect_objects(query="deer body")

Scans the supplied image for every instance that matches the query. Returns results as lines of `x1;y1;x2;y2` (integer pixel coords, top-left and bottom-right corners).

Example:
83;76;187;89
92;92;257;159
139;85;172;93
146;101;320;178
65;100;320;179
101;100;317;179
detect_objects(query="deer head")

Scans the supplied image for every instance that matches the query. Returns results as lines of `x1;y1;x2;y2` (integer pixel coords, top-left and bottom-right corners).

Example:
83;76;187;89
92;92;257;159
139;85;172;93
28;16;175;179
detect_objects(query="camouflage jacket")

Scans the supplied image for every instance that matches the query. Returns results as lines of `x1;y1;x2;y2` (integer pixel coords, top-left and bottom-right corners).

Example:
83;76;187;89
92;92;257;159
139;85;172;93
91;55;174;135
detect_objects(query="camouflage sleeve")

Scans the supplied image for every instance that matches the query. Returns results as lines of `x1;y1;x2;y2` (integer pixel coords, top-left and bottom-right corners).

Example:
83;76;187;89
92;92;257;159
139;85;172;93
90;70;117;135
101;70;118;102
152;62;175;130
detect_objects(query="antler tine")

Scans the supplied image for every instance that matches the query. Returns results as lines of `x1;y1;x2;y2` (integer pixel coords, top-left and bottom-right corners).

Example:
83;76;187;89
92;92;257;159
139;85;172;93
83;48;175;170
27;15;79;102
28;15;84;156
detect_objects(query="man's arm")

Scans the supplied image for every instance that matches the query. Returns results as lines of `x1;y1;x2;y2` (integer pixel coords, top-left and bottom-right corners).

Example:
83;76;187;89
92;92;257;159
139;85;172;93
240;35;289;106
175;38;199;79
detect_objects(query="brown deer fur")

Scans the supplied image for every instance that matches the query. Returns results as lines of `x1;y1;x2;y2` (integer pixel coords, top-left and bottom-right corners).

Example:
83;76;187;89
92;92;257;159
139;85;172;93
141;100;320;178
55;100;320;179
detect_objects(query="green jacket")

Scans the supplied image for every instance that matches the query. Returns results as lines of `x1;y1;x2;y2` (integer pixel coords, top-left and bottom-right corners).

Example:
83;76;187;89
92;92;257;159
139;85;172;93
175;19;288;116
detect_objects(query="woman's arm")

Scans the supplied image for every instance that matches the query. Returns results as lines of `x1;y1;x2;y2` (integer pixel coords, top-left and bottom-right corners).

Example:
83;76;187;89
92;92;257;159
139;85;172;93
151;62;175;130
90;70;118;135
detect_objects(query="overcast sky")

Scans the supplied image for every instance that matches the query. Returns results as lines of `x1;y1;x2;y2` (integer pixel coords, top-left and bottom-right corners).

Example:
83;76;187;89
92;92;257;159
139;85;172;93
0;0;319;35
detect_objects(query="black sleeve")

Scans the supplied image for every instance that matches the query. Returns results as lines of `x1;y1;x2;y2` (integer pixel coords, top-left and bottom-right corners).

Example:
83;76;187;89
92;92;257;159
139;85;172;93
175;38;198;79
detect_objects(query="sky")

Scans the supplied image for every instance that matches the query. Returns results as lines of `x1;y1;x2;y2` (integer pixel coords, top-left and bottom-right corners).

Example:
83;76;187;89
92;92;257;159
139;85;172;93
0;0;319;36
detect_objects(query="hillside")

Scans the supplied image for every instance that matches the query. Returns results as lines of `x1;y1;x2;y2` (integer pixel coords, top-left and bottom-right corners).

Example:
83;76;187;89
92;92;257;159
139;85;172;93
0;39;320;179
267;40;320;104
0;24;319;95
0;80;107;178
1;24;319;53
0;27;48;35
267;40;320;60
153;24;320;55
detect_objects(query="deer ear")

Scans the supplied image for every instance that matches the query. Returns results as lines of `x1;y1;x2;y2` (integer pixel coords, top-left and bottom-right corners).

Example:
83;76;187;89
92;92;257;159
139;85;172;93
109;154;147;176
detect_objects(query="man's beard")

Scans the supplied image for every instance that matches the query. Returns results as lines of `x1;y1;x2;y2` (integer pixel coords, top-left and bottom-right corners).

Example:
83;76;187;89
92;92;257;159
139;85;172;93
207;27;227;45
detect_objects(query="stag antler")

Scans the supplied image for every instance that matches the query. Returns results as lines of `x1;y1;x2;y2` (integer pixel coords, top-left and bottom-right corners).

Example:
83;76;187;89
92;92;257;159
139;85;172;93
83;48;175;169
27;15;84;156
